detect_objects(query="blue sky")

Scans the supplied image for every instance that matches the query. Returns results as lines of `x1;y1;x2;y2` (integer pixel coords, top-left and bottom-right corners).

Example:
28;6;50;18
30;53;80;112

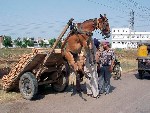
0;0;150;41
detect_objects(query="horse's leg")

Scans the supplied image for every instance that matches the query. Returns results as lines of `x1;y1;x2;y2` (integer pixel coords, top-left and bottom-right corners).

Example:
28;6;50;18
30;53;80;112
63;50;78;71
64;51;82;92
75;52;86;92
76;71;81;92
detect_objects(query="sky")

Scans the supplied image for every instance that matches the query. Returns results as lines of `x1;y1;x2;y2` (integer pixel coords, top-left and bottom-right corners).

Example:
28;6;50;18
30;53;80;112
0;0;150;41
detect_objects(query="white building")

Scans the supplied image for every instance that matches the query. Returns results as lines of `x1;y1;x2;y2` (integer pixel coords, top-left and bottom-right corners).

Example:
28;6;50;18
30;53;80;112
111;28;150;49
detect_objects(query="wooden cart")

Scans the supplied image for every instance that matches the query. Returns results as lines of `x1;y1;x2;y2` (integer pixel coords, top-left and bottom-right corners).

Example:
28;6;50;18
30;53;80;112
2;18;74;100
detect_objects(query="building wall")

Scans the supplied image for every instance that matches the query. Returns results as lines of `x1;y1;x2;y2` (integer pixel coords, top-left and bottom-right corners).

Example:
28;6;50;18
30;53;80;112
111;28;150;49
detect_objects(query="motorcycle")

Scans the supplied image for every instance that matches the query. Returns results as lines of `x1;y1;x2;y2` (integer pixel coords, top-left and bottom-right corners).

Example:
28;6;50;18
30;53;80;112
112;59;122;80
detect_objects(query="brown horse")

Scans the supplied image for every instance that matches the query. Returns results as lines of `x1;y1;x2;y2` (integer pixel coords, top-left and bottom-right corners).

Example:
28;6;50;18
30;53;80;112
61;14;110;72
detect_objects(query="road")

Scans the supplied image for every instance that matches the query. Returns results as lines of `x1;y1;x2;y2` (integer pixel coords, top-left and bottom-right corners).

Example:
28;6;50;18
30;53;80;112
0;71;150;113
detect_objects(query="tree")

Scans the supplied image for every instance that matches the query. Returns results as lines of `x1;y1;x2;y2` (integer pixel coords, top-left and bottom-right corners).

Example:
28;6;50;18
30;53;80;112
57;40;62;49
27;40;34;47
22;38;28;48
22;38;34;48
14;37;22;47
49;38;62;48
49;38;56;47
2;36;13;48
39;40;46;47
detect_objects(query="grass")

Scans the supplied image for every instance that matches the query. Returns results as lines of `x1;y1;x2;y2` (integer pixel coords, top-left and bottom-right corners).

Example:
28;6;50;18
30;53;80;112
0;79;21;103
0;48;138;103
114;49;138;73
0;48;31;59
120;59;137;73
0;48;32;70
0;90;21;103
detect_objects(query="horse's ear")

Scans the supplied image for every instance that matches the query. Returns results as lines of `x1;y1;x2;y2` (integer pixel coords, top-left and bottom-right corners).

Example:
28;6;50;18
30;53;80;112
100;14;105;20
100;14;103;18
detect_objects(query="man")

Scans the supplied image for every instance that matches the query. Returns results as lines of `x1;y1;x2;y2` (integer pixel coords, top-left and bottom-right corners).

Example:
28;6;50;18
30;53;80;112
84;39;100;98
99;42;115;94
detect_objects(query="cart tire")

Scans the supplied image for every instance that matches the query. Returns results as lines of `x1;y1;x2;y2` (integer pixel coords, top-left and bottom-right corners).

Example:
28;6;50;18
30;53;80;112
19;72;38;100
52;72;68;92
138;70;143;79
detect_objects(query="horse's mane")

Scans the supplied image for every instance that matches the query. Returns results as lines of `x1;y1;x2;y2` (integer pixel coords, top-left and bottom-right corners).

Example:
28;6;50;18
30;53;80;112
79;19;95;24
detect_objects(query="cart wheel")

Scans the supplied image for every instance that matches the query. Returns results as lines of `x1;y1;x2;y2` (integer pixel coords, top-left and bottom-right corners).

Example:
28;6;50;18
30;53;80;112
52;72;68;92
19;72;38;100
138;70;144;79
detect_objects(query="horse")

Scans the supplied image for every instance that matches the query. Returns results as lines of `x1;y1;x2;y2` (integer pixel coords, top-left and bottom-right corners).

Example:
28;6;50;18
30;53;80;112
61;14;110;91
61;14;110;92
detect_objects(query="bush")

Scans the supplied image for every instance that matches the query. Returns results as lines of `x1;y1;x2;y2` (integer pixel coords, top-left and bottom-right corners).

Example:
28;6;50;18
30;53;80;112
2;36;13;48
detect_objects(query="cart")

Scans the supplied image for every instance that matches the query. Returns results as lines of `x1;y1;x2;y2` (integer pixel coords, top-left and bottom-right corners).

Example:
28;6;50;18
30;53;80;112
2;18;74;100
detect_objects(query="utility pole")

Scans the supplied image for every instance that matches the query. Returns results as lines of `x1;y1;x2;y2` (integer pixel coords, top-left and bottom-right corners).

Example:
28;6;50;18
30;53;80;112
129;9;134;31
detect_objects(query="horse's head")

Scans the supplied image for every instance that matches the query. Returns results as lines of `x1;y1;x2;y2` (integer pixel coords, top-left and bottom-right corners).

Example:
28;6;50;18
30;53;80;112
97;14;111;39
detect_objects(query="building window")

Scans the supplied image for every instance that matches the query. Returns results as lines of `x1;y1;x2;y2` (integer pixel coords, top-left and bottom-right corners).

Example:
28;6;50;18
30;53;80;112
122;42;124;44
114;30;115;32
123;30;124;32
118;30;119;32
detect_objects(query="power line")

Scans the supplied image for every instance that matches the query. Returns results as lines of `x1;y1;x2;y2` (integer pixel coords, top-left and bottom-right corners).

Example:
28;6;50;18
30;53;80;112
87;0;129;14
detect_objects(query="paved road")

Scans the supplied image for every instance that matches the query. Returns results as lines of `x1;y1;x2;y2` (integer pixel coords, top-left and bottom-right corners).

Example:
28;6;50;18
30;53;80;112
0;71;150;113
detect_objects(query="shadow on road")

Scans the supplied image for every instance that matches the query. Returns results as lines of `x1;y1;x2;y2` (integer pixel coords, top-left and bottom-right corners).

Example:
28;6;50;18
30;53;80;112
34;82;116;101
109;85;116;94
34;83;87;101
134;72;150;80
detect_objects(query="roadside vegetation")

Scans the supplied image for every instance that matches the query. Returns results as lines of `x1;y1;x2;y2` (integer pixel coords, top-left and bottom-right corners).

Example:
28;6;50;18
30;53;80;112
114;49;137;73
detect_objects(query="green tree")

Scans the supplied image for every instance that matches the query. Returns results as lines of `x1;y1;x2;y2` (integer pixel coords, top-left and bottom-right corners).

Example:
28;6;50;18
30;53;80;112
2;36;13;48
39;40;45;47
49;38;62;48
49;38;56;47
27;40;34;47
57;40;62;49
14;37;22;47
22;38;28;48
22;38;34;48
